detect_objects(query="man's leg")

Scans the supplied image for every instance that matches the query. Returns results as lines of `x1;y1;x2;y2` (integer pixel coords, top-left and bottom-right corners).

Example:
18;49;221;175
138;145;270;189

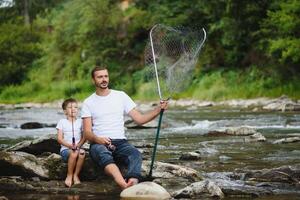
89;144;128;189
104;163;127;189
114;140;142;186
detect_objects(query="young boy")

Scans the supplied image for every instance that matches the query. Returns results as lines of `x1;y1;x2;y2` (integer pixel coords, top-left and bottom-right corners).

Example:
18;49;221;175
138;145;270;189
57;98;86;187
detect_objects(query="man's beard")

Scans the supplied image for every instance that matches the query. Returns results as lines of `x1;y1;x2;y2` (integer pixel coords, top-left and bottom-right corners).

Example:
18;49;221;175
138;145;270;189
96;81;108;89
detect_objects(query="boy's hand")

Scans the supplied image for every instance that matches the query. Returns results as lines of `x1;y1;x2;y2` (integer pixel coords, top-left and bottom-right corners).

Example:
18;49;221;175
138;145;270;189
72;143;77;151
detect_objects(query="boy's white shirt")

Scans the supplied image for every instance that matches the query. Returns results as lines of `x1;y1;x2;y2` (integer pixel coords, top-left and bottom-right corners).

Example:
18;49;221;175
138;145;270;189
81;89;136;139
56;118;82;152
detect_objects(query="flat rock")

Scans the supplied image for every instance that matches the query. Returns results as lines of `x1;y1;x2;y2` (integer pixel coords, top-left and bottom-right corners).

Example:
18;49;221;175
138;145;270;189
244;165;300;184
272;137;300;144
172;180;224;199
142;161;201;181
4;134;60;155
208;126;258;136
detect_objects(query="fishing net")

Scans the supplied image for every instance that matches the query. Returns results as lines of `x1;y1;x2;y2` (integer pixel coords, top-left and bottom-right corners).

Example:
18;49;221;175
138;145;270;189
144;24;206;100
144;24;207;177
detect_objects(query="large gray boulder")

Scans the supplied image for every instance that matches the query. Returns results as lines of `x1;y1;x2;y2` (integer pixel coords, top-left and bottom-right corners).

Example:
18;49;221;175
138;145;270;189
0;150;201;183
0;151;49;179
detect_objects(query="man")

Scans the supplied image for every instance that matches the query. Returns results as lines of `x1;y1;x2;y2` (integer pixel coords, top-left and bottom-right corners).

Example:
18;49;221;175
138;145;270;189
82;66;168;189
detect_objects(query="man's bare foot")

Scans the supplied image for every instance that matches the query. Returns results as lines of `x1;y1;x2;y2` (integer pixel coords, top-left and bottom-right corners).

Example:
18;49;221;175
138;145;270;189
127;178;139;187
73;176;81;185
118;180;128;190
65;175;72;187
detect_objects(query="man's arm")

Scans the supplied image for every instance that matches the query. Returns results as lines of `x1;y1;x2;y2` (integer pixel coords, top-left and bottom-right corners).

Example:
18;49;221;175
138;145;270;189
128;101;168;125
82;117;111;145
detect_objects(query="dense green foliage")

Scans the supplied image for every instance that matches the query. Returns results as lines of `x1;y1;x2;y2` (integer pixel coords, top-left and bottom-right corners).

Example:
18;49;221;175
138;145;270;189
0;0;299;103
0;20;40;85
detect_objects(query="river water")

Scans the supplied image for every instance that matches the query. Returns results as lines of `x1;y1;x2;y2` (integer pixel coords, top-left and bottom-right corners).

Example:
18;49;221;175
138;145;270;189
0;106;300;199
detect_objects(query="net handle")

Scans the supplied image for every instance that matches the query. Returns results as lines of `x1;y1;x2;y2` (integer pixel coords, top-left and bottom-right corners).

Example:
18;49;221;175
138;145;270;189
150;24;163;100
193;28;207;60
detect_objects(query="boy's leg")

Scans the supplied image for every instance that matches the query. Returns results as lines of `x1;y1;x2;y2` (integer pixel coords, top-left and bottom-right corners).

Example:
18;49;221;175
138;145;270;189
73;149;85;184
66;150;79;187
114;140;142;186
89;144;128;189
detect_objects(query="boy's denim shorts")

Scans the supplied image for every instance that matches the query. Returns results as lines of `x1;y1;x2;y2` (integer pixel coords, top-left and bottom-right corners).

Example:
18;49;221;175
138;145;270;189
60;149;70;162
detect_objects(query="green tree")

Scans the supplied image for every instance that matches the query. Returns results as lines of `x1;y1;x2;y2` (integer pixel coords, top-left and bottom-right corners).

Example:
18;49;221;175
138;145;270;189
0;20;40;85
25;0;148;98
260;0;300;76
0;0;64;25
0;0;64;86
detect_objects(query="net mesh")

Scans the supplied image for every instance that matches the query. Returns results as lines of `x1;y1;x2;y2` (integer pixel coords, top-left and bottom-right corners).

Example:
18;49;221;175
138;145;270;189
144;24;206;100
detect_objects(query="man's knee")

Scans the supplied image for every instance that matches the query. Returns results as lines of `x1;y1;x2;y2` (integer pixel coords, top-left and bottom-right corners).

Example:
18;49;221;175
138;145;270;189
128;147;142;163
133;148;142;159
90;144;114;167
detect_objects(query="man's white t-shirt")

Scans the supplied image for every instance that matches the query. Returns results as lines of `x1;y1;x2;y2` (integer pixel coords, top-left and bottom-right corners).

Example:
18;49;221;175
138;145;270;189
81;90;136;139
56;118;83;152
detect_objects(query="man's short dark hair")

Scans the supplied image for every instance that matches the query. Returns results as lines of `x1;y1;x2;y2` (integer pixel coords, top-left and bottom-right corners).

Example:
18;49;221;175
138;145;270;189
62;98;77;110
91;66;108;78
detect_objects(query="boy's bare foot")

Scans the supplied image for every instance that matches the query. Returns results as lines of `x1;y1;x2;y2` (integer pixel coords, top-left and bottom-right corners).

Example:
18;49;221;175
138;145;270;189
65;175;72;187
73;176;81;185
127;178;138;187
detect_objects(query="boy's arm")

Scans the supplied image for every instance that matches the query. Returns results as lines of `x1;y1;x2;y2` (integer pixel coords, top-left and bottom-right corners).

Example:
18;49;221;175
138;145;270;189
82;117;111;145
57;129;73;149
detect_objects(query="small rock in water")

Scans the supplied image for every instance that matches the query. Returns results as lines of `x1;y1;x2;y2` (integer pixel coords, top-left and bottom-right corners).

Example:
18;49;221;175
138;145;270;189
120;181;171;200
179;152;202;160
272;137;300;144
20;122;43;129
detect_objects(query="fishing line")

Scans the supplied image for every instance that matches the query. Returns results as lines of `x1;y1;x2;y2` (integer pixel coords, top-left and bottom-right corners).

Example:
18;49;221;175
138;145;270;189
68;69;76;150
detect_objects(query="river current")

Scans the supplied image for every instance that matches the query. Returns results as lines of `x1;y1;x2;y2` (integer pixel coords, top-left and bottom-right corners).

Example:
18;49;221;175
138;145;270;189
0;106;299;199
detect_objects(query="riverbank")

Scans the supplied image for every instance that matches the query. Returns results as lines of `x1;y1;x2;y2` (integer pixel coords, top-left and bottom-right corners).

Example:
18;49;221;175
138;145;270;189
1;95;300;112
2;66;300;105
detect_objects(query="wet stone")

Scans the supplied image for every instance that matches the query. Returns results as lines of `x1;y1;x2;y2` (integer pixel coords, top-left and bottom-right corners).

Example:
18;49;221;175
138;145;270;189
120;181;171;200
20;122;44;129
179;152;202;161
